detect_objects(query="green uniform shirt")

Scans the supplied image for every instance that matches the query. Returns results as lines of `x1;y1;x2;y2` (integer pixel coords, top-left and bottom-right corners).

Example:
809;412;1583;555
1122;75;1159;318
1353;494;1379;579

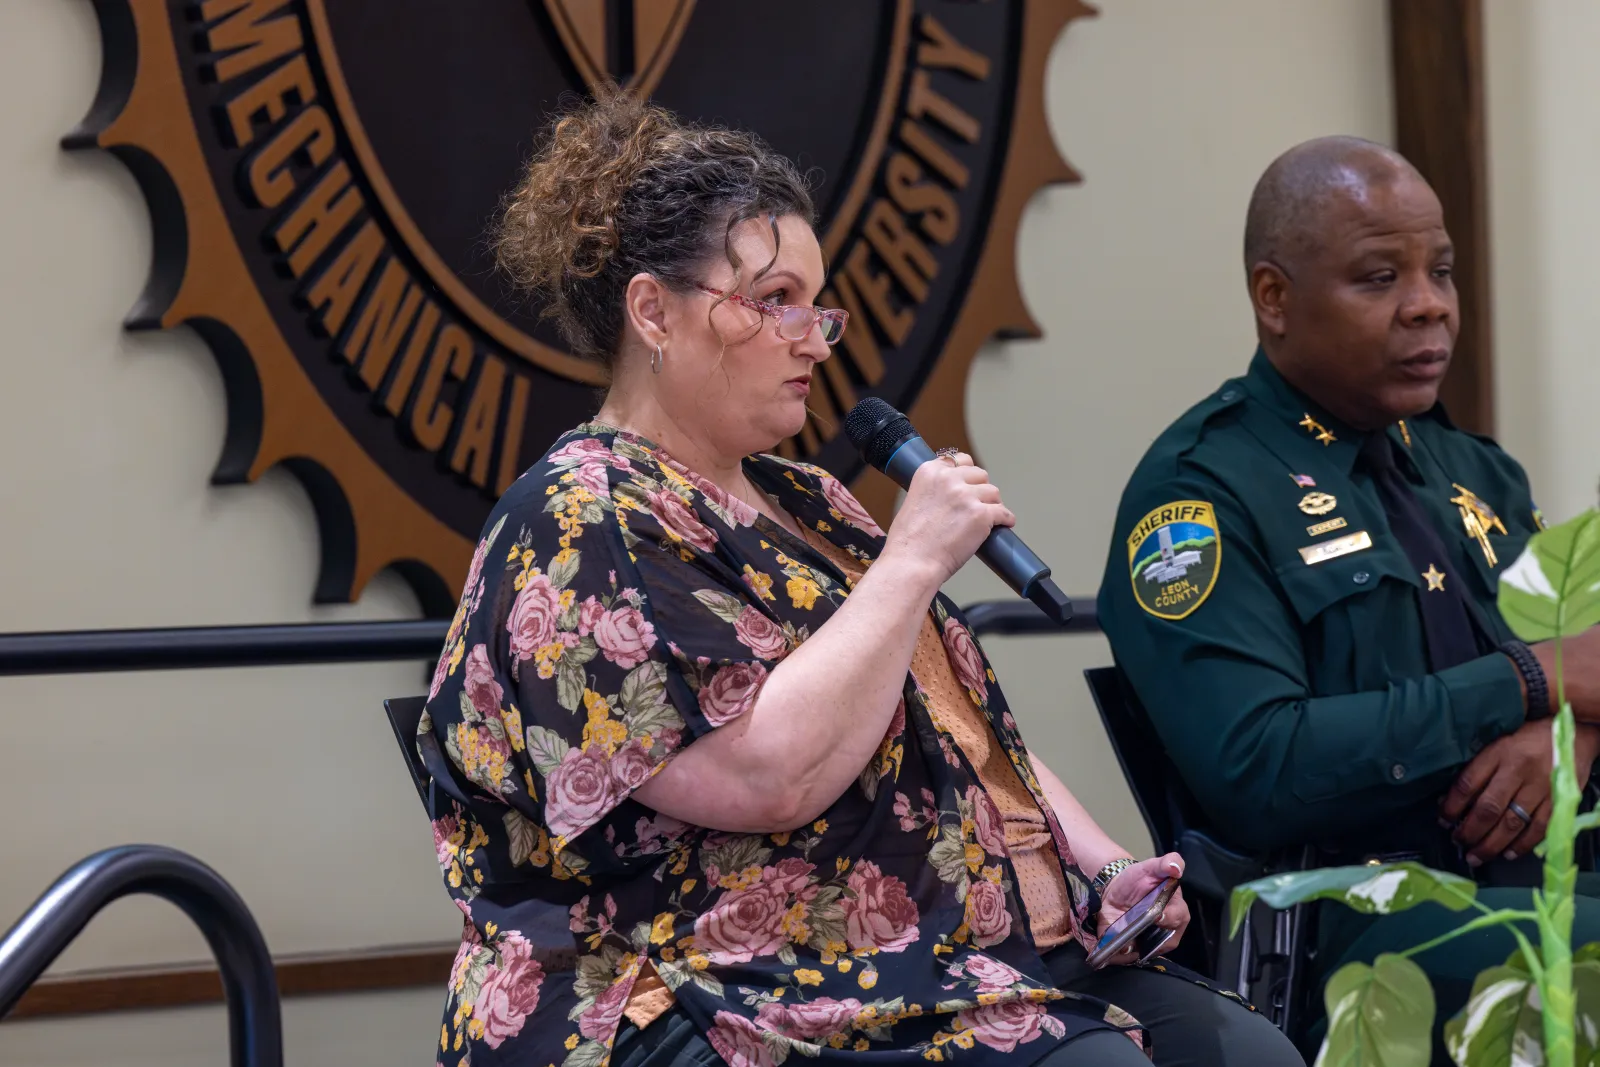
1098;350;1541;855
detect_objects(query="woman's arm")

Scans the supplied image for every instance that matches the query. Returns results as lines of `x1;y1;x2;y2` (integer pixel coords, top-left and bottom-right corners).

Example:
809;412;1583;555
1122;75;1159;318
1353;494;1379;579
1027;753;1134;878
634;455;1013;834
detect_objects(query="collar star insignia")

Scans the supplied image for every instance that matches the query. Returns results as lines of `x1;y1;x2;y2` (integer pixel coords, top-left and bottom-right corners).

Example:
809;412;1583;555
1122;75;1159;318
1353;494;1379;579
1398;420;1413;448
1299;413;1336;445
1449;483;1508;567
1422;563;1446;591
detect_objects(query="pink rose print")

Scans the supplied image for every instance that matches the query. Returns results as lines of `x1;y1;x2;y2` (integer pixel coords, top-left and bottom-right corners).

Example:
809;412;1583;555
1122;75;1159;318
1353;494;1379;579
692;883;791;963
577;975;631;1040
545;744;620;841
820;475;885;536
507;572;561;665
844;860;921;953
568;897;590;933
462;644;503;718
594;605;657;669
577;596;607;637
431;815;460;870
647;489;718;552
967;786;1006;857
609;739;655;791
956;1000;1064;1053
765;857;817;895
573;461;612;497
964;878;1013;949
474;931;544;1049
428;645;453;701
547;438;615;466
755;996;864;1040
699;662;769;726
709;1010;777;1067
956;954;1023;993
665;459;759;528
941;617;988;700
733;606;788;659
884;697;906;743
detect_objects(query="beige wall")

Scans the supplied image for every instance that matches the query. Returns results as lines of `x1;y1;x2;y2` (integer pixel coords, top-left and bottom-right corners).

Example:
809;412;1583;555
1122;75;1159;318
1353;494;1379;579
0;1;1391;1063
1485;0;1600;525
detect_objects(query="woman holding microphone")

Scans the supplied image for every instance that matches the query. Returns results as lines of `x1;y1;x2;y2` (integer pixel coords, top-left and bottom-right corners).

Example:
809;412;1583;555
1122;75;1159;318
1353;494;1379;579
419;90;1299;1067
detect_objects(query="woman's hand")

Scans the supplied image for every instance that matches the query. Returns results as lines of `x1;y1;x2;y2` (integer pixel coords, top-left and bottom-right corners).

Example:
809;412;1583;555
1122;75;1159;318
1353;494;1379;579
1095;853;1190;966
880;452;1015;588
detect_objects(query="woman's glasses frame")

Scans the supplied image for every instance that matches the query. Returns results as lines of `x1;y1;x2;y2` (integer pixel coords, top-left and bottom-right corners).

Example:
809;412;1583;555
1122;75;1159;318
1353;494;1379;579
694;284;849;345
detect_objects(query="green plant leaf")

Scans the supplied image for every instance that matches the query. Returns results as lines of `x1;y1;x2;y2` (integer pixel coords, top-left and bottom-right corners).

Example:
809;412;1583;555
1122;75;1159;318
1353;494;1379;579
1441;962;1541;1067
1497;509;1600;642
1566;958;1600;1065
1316;955;1434;1067
1230;863;1475;939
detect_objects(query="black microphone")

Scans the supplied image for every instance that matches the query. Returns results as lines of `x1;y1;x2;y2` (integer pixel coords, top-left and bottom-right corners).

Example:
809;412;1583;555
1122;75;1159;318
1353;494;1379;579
844;398;1072;626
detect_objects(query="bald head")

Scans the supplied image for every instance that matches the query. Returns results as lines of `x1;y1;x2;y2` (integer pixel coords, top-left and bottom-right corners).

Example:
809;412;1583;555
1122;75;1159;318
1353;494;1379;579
1243;136;1422;274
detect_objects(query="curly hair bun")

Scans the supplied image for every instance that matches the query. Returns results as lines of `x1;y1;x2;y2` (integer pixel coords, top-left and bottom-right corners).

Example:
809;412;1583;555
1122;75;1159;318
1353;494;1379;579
493;87;814;366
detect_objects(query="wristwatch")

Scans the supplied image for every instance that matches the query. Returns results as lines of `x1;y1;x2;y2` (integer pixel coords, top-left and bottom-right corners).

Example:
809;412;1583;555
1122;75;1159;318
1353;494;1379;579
1092;857;1137;895
1502;640;1551;719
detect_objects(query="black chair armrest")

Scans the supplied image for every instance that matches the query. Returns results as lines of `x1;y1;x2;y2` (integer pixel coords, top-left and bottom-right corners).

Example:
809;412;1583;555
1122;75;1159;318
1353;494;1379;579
1176;829;1266;902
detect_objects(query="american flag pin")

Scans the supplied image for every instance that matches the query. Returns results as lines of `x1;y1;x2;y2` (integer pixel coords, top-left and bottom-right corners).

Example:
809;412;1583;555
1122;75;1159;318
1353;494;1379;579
1292;474;1317;488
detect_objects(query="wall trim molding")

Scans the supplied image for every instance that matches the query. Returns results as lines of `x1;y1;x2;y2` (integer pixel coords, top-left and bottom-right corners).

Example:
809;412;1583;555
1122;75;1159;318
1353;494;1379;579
5;943;576;1021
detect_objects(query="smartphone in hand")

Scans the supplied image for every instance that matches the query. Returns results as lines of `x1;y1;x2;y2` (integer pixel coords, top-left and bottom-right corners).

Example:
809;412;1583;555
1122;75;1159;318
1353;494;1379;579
1085;877;1178;969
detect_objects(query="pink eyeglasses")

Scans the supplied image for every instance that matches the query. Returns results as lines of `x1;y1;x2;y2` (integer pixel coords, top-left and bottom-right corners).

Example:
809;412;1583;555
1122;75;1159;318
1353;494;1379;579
695;284;849;344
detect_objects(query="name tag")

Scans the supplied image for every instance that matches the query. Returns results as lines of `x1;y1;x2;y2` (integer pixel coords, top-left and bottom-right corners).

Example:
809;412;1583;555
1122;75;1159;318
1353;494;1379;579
1299;531;1373;566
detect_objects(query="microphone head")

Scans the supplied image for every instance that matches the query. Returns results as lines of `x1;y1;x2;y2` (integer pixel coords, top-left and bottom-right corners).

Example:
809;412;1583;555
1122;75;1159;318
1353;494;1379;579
845;398;915;470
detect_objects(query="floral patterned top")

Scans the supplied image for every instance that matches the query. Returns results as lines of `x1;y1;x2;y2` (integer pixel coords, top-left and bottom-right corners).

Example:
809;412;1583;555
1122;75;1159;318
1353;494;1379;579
419;424;1145;1067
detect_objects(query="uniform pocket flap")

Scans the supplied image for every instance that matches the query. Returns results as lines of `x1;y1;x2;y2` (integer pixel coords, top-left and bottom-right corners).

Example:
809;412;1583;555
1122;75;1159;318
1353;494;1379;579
1274;543;1417;625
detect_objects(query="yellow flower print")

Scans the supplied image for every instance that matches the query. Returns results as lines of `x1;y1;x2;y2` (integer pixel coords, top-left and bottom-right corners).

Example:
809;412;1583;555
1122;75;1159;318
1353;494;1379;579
820;947;837;965
794;969;824;987
559;589;577;611
981;865;1003;884
744;566;776;602
770;831;791;847
720;865;764;891
837;958;853;973
787;574;822;610
951;1031;977;1050
503;704;525;751
854;1039;871;1052
687;950;712;971
448;639;465;677
812;819;829;834
1026;988;1051;1002
829;1034;850;1050
565;1034;580;1051
858;969;878;990
650;913;675;945
816;520;833;532
661;946;677;962
680;878;697;894
546;485;559;496
781;902;810;943
440;1025;448;1051
964;843;983;872
977;992;1002;1006
552;546;578;565
534;641;565;680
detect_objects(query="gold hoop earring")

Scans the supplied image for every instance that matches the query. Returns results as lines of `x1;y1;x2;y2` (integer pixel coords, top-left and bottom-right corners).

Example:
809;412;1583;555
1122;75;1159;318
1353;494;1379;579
651;343;663;374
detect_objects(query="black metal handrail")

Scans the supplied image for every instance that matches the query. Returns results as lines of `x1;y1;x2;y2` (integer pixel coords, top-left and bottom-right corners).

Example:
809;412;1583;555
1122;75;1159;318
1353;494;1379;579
0;845;281;1067
0;599;1097;677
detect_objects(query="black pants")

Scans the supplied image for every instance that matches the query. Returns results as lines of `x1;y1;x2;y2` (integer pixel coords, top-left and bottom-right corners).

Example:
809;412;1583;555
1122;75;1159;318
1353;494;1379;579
612;948;1303;1067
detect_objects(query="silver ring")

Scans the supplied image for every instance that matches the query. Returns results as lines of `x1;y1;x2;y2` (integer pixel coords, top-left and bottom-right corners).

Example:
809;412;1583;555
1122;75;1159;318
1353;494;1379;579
1507;801;1533;825
935;446;960;464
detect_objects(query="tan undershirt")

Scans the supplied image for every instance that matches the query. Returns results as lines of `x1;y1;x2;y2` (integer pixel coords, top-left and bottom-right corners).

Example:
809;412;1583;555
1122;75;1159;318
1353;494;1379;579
619;527;1073;1028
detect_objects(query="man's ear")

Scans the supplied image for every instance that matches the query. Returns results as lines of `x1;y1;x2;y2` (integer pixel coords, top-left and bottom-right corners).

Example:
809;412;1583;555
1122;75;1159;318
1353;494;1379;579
624;273;670;348
1249;261;1291;338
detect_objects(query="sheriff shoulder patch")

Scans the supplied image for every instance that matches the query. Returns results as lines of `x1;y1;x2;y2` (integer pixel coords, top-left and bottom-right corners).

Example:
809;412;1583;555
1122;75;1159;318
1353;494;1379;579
1127;500;1221;620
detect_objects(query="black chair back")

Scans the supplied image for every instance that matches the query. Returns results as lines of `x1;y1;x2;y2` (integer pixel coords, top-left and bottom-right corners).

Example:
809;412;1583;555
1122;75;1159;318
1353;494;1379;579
1083;666;1176;853
383;696;431;806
